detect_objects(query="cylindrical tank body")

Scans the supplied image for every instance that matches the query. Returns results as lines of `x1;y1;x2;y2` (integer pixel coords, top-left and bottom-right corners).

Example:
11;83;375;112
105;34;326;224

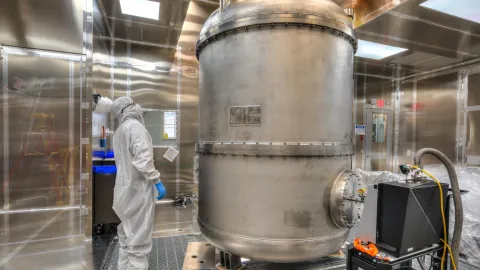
196;0;358;263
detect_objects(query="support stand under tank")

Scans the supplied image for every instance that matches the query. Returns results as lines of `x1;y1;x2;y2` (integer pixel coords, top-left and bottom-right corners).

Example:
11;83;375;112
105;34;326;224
216;250;244;270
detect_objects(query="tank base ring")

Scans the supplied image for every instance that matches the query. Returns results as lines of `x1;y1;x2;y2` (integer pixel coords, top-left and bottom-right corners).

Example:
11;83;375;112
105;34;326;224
198;218;349;263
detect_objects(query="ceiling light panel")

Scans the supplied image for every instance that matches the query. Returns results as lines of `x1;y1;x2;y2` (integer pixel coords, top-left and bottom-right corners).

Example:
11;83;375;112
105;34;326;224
420;0;480;23
356;40;408;60
119;0;160;20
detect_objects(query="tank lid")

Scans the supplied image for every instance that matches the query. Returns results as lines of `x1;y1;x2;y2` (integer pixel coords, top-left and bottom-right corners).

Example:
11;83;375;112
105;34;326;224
196;0;357;59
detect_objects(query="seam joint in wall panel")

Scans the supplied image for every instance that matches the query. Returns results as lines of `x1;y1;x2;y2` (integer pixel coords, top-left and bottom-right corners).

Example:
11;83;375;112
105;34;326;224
352;75;357;169
461;70;468;165
456;71;467;165
1;46;84;62
127;42;131;98
176;47;182;195
2;51;9;210
69;61;75;206
362;66;367;170
412;81;417;157
393;66;401;171
83;0;94;238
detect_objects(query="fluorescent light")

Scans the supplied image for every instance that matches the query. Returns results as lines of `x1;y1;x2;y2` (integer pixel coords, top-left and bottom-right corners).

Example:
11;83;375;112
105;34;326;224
119;0;160;20
421;0;480;23
356;40;408;60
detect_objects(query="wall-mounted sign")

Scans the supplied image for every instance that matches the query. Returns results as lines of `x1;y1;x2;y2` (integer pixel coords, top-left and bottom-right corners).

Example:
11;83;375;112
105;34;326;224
376;99;385;108
355;125;366;135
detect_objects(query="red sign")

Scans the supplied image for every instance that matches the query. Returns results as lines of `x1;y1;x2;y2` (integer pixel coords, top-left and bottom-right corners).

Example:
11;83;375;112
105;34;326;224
376;99;385;108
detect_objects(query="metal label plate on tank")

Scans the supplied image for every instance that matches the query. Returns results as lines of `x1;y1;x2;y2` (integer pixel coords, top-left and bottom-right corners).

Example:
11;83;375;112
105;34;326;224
230;105;261;126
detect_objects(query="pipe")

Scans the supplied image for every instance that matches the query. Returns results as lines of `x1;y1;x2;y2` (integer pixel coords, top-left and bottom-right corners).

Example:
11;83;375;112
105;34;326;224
414;148;463;269
98;36;177;49
400;57;480;82
220;0;224;13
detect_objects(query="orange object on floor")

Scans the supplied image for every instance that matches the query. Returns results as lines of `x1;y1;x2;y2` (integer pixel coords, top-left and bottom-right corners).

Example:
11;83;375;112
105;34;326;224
354;238;379;257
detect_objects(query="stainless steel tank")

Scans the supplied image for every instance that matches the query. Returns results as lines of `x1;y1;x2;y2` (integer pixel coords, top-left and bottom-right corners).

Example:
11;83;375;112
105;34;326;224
196;0;363;263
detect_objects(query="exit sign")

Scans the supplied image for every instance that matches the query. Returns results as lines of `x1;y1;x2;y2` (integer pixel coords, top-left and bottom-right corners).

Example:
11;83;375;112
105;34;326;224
376;99;385;108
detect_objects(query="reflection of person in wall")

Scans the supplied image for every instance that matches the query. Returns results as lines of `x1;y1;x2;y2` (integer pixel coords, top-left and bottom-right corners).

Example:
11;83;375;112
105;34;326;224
379;123;385;143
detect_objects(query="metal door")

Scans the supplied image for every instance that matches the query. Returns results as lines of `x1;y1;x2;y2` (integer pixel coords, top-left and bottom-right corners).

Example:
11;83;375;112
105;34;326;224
365;109;393;171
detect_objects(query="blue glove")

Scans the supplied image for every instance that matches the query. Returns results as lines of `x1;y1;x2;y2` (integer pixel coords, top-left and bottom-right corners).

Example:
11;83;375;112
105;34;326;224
155;181;166;200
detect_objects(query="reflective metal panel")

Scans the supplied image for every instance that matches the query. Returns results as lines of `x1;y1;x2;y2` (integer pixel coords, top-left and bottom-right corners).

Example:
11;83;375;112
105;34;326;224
0;210;90;269
467;72;480;106
466;111;480;158
398;82;415;165
0;48;85;267
130;67;177;110
175;1;219;200
0;0;84;54
416;73;458;164
4;53;81;210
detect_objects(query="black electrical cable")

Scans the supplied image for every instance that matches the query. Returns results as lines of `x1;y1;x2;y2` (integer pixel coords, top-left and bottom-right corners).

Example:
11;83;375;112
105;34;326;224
418;256;428;270
171;194;196;210
428;251;437;270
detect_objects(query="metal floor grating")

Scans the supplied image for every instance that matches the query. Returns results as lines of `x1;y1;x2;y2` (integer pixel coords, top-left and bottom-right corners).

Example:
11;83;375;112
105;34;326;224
101;234;346;270
101;234;205;270
101;233;478;270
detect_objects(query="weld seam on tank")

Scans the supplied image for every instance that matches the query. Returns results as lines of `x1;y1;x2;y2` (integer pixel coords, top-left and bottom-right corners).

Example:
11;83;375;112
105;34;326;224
197;12;355;37
197;24;356;58
198;218;348;242
196;142;354;157
197;141;353;145
196;16;357;58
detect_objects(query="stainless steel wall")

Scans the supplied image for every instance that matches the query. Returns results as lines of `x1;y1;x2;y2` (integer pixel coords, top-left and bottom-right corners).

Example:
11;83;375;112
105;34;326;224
0;0;92;267
398;82;414;166
354;60;480;169
353;70;395;171
416;73;458;164
466;72;480;165
0;0;85;54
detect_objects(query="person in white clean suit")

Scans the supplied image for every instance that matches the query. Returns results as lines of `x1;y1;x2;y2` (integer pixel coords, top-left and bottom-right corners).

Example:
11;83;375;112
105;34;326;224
95;96;166;270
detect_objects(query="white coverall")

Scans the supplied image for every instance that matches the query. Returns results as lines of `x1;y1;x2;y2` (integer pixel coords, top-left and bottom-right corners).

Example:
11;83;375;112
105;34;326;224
111;97;160;270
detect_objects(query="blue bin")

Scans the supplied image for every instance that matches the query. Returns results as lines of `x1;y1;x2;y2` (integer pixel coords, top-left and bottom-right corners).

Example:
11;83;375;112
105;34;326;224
105;150;115;159
93;165;117;174
93;150;106;159
93;150;115;159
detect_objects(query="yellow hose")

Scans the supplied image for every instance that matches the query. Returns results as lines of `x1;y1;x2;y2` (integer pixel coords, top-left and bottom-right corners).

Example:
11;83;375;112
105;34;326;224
441;239;458;270
412;166;457;270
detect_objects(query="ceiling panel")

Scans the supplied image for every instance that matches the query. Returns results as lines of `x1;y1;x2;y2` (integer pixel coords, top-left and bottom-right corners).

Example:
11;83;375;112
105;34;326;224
354;0;480;73
97;0;194;49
